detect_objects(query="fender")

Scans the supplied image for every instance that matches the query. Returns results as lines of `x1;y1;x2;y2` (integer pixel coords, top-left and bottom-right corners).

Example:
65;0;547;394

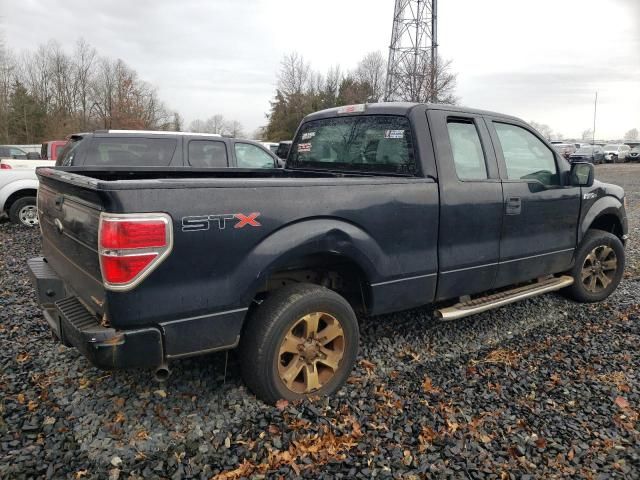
579;195;624;243
238;217;389;306
0;177;40;212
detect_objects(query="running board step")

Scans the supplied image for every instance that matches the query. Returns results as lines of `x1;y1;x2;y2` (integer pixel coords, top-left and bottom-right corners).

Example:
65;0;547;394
436;275;574;321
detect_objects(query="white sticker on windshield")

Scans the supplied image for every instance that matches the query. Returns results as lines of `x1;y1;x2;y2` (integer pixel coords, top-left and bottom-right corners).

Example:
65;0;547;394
298;143;312;153
384;129;405;139
301;131;316;140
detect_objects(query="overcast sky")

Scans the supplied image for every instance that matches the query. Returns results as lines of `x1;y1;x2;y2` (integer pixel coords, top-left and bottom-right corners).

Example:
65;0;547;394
2;0;639;139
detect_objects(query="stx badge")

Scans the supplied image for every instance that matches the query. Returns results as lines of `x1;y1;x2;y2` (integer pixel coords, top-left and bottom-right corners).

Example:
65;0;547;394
182;212;261;232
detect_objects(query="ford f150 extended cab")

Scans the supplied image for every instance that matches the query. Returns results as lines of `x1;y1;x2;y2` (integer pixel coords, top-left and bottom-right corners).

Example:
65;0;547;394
29;103;628;404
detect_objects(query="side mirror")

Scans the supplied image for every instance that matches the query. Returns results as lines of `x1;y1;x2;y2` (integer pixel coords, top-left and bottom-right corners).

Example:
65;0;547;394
570;162;594;187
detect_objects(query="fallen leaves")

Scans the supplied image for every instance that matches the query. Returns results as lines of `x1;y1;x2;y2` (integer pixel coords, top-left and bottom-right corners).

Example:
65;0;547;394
275;399;289;411
15;352;31;364
422;376;442;394
471;348;521;367
359;359;375;373
614;396;630;409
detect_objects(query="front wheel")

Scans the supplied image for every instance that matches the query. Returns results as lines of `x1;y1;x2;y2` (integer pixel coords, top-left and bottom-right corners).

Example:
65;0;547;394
239;283;359;404
563;229;625;302
9;197;38;227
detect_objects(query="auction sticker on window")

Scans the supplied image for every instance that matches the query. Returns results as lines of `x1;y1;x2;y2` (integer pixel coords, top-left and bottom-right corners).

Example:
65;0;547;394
298;143;312;152
301;131;316;140
384;129;405;139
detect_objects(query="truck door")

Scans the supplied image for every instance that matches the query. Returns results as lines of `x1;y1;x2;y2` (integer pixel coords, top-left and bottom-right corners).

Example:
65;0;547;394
427;110;504;300
485;118;581;287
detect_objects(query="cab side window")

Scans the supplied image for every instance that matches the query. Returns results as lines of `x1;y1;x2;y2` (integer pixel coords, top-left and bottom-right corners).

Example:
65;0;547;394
447;119;488;180
494;122;559;186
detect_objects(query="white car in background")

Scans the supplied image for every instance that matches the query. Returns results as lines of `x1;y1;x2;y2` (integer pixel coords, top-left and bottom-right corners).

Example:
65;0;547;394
603;144;631;163
0;168;39;226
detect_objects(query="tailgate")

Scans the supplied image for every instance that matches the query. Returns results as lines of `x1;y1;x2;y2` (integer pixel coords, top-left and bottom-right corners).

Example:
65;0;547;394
37;173;106;317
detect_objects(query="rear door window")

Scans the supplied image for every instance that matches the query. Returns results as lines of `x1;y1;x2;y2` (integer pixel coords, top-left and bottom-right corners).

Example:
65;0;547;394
84;137;177;166
188;140;228;167
447;119;488;180
288;115;417;175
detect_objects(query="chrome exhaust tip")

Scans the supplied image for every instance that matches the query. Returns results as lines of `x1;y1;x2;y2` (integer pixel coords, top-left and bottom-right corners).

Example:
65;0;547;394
154;365;171;382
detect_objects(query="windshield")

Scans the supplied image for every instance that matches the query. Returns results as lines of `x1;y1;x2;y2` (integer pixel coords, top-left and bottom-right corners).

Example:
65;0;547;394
288;115;417;175
575;147;594;154
603;144;620;150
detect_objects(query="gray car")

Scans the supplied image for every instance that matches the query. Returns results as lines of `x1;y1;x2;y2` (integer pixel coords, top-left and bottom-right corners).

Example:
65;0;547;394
569;145;605;164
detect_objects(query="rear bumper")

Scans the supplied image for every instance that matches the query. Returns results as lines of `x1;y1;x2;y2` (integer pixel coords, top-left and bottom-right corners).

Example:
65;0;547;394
28;257;163;369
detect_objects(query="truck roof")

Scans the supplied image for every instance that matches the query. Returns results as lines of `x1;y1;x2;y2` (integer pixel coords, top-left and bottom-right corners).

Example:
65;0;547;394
89;130;222;137
304;102;523;123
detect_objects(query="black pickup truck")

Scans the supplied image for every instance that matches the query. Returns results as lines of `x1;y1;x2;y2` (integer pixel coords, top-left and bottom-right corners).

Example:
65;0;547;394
29;103;628;404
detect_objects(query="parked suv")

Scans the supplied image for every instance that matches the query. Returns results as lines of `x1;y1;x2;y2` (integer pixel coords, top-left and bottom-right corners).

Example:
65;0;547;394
57;130;281;169
569;145;605;164
603;144;631;163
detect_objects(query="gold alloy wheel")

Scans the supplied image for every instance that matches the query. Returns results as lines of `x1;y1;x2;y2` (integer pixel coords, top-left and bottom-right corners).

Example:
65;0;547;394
581;245;618;293
277;312;345;394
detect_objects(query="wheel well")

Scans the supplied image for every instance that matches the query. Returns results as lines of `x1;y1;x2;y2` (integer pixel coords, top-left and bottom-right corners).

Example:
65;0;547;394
589;214;623;239
254;253;371;314
4;189;37;213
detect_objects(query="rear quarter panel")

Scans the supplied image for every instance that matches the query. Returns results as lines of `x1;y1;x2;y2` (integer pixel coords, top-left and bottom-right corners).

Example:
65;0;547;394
103;177;439;326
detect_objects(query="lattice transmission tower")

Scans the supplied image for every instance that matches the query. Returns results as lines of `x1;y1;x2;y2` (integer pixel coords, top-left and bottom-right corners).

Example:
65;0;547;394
384;0;438;103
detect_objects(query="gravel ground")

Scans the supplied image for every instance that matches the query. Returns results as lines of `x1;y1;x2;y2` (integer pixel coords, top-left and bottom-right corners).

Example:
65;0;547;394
1;164;639;479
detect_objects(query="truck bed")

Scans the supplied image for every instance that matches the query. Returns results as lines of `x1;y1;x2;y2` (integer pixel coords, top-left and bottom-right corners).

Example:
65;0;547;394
36;166;439;359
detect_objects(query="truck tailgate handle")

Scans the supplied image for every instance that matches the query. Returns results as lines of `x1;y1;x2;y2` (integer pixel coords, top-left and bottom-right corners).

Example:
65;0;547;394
505;196;521;215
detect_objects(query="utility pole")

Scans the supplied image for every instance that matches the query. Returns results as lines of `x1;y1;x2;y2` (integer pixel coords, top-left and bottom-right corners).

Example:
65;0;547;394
384;0;438;103
592;91;598;145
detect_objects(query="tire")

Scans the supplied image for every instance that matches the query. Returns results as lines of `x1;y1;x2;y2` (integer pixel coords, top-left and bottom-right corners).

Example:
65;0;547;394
8;197;38;227
239;283;359;404
563;229;625;303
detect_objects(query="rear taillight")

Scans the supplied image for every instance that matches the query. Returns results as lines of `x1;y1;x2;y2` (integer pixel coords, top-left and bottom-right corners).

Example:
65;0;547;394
0;164;11;169
98;213;173;290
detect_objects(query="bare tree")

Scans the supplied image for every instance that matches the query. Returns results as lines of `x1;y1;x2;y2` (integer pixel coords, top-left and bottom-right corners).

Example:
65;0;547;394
188;118;208;133
386;53;457;104
530;121;554;141
581;128;593;141
225;119;244;138
278;52;311;96
206;114;227;135
355;51;386;102
0;33;16;142
624;128;638;140
73;38;97;128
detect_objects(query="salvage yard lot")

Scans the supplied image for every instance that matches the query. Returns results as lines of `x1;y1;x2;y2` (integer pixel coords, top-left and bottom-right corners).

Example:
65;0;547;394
1;164;639;479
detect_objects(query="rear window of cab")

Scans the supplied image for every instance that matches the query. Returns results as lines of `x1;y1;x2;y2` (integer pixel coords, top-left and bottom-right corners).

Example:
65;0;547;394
57;136;178;166
288;115;417;175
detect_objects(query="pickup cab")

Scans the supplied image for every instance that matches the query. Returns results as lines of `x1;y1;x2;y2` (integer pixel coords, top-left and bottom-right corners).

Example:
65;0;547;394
28;103;628;403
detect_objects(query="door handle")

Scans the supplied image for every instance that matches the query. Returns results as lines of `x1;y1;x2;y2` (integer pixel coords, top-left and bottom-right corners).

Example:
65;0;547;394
505;196;521;215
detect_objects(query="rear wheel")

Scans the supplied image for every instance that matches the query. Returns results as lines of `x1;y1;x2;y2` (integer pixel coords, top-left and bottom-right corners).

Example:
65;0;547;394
239;283;359;404
563;229;624;302
9;197;38;227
